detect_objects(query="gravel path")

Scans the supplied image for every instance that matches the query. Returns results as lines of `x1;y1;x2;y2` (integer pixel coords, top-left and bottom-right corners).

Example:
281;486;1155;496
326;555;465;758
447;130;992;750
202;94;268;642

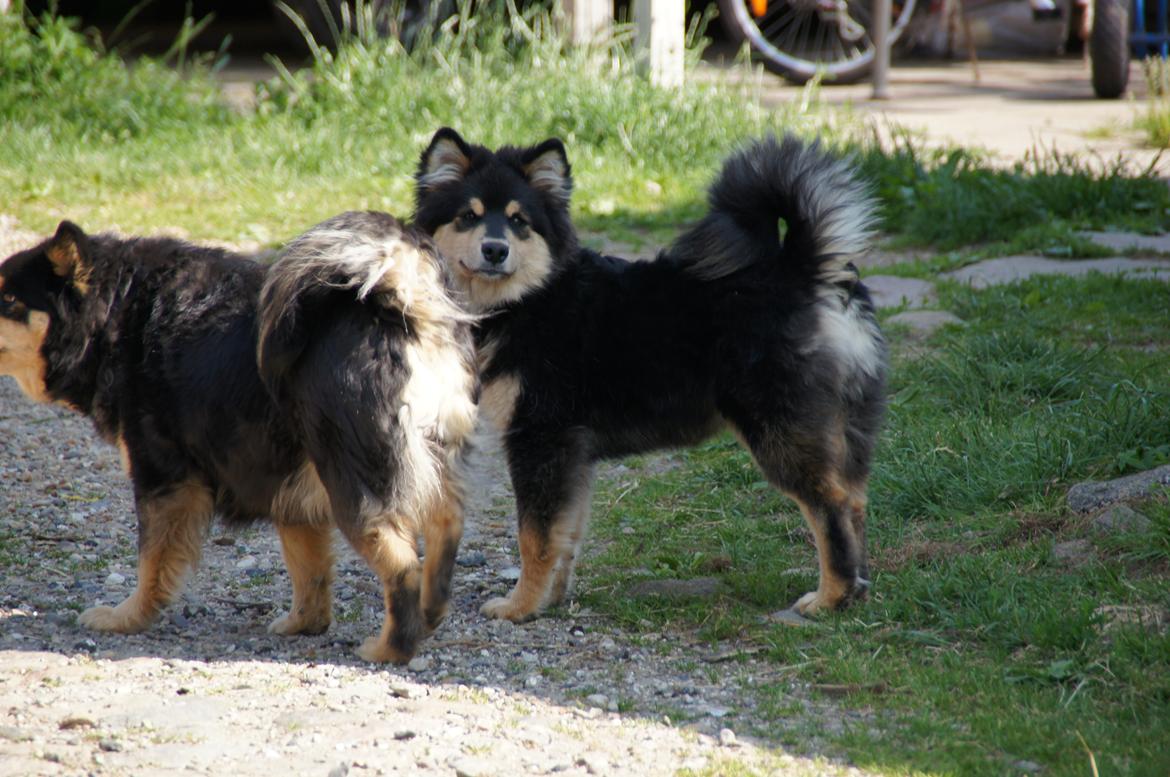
0;222;869;776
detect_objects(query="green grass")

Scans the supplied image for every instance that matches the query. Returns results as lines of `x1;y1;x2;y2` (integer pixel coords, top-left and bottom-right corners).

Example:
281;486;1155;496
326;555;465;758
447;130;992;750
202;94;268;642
581;274;1170;776
1137;56;1170;147
1;1;1167;250
2;4;1170;775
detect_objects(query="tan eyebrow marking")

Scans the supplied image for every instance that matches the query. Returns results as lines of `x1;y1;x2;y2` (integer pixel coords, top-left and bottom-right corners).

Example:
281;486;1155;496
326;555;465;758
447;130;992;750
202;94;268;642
469;198;485;217
505;201;522;218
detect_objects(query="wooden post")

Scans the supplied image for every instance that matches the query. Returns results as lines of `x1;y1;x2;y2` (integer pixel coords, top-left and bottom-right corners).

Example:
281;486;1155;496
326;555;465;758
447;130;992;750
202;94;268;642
565;0;613;46
635;0;685;87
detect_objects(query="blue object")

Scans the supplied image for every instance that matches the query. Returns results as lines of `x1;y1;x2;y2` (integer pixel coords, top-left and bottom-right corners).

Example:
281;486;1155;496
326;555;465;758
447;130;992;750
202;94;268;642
1132;0;1170;57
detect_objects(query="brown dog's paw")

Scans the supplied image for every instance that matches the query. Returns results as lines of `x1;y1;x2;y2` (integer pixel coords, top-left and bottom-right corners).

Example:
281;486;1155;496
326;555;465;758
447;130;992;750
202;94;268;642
267;611;331;636
78;604;151;634
479;595;537;623
356;636;412;665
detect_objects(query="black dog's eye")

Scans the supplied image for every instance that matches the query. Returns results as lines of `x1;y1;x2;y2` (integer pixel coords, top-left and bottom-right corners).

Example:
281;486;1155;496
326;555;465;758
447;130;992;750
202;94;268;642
459;210;481;225
508;213;528;228
1;293;14;306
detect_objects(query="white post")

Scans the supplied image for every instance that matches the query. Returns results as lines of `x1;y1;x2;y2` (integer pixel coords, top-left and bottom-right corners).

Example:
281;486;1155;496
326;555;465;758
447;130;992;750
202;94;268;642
564;0;613;46
871;0;892;99
635;0;685;87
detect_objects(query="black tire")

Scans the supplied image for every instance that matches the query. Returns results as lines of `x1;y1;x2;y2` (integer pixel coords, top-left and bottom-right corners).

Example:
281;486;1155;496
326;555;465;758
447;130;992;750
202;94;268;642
1090;0;1131;98
717;0;917;84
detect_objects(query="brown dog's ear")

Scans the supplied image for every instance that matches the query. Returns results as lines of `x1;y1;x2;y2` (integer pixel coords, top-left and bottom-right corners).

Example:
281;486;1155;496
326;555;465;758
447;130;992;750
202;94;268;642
47;221;87;279
418;127;472;191
521;138;571;204
46;221;92;293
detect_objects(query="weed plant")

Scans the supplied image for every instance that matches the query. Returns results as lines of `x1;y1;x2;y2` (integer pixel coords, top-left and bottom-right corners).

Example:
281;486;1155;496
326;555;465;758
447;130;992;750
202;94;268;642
1;1;1167;246
1138;56;1170;147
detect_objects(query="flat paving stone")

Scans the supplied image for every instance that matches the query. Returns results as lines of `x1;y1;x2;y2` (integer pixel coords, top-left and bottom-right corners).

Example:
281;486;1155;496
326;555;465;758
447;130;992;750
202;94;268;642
1078;231;1170;255
1067;464;1170;513
945;256;1170;289
885;310;965;341
864;275;937;309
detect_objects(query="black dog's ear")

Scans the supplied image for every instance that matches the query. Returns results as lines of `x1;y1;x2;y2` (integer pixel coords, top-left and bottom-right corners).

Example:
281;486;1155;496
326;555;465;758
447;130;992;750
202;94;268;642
418;127;472;191
521;138;572;204
47;220;89;283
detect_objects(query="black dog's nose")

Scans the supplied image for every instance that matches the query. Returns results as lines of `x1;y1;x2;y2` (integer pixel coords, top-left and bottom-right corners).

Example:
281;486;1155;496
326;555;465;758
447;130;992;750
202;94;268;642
481;240;509;266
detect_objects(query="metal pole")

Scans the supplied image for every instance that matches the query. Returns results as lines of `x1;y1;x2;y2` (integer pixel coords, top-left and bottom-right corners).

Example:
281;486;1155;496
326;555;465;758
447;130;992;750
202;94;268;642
871;0;892;99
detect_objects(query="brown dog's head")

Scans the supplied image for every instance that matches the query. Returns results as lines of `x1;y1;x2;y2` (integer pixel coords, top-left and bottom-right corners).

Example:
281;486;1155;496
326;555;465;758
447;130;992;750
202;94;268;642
0;220;90;402
412;128;578;311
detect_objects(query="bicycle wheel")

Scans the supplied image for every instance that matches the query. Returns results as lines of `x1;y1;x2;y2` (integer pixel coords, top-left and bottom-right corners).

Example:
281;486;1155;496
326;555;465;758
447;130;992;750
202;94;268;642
1089;0;1131;98
717;0;918;84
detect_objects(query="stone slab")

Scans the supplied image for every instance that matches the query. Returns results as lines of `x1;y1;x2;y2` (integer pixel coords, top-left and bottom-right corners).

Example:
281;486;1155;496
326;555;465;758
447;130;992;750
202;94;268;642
885;310;965;341
945;256;1170;289
1066;464;1170;513
1078;231;1170;255
864;275;937;309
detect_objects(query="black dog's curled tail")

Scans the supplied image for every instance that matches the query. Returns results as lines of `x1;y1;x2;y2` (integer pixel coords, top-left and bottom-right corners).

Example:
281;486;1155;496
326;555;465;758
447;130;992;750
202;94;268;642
256;210;472;400
676;135;878;284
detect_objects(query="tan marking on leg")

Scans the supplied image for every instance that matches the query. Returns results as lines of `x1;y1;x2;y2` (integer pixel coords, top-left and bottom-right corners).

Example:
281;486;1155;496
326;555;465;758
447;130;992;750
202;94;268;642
482;467;595;622
271;460;332;525
547;466;595;608
819;473;850;506
79;481;213;633
420;489;464;633
116;435;133;477
349;521;423;664
480;522;559;622
269;522;334;636
479;373;520;432
790;498;853;616
846;479;872;596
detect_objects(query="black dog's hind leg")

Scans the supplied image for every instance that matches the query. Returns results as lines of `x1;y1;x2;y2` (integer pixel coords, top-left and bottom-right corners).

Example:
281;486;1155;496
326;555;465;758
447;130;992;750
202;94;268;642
79;480;214;633
736;420;871;615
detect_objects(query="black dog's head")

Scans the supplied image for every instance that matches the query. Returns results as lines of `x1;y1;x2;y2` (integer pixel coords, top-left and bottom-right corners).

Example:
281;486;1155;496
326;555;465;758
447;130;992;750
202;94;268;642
413;128;578;311
0;221;89;402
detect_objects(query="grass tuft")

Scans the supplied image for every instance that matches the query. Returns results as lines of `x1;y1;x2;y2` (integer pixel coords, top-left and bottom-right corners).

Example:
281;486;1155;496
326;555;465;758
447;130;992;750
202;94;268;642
1138;56;1170;147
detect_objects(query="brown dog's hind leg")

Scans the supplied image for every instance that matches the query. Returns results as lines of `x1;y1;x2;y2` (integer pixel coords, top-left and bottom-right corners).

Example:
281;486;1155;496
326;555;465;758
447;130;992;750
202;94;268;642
79;481;214;633
420;487;465;633
349;521;424;664
269;522;334;636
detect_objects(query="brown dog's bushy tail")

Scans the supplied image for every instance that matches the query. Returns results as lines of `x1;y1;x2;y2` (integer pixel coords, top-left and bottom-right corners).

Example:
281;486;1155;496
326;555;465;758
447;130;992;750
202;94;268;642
257;211;477;519
674;135;878;286
257;210;471;401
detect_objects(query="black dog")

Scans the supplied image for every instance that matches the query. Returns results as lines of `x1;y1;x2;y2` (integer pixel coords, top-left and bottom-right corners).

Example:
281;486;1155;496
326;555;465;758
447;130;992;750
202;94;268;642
412;129;887;622
0;211;478;662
